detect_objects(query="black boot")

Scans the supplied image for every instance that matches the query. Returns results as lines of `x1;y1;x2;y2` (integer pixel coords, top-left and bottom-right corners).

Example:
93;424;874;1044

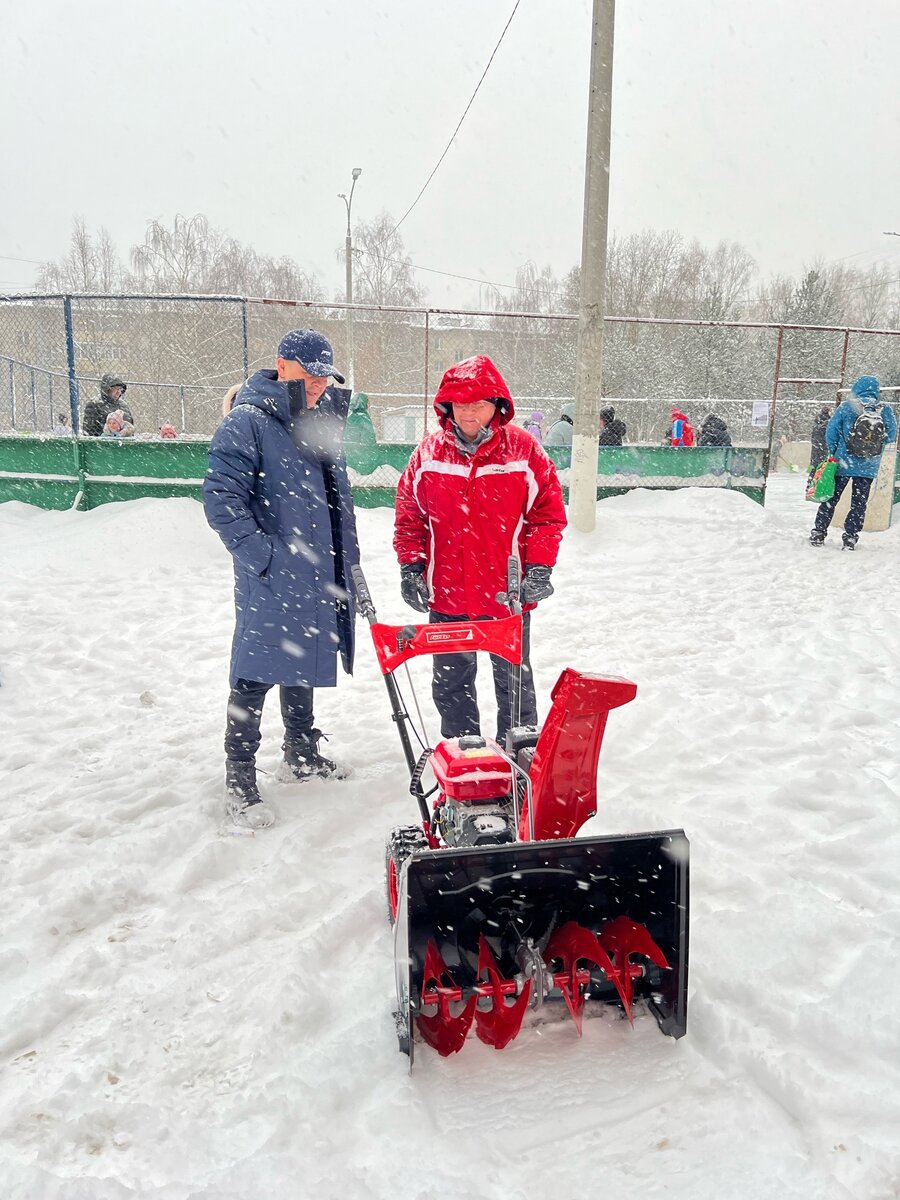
281;729;351;781
224;760;275;828
809;529;826;546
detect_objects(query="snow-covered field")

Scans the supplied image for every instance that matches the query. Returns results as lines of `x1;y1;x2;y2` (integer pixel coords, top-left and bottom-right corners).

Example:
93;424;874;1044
1;476;898;1200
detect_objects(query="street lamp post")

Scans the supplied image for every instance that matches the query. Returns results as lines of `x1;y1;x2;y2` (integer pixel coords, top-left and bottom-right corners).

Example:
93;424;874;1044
338;167;362;389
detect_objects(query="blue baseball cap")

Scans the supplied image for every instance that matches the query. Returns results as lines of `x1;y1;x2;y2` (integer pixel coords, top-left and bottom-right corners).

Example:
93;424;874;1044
277;329;345;384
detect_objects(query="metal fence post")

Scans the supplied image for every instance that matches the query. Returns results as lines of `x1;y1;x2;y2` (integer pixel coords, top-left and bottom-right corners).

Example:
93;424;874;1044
765;326;785;478
423;311;430;436
837;329;850;403
241;300;249;379
63;295;80;433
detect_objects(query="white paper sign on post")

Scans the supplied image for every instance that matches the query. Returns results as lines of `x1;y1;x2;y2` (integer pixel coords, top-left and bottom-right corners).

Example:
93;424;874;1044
751;401;771;428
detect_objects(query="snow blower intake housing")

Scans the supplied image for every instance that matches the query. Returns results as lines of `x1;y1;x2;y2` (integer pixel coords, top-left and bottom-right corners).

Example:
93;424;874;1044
351;562;690;1066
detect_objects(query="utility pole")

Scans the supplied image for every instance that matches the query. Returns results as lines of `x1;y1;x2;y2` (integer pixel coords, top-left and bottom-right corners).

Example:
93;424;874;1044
569;0;615;533
339;167;362;389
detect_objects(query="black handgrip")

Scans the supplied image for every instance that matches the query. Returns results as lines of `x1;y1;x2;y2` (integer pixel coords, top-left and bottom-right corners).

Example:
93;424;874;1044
351;564;377;623
409;748;434;799
496;556;523;614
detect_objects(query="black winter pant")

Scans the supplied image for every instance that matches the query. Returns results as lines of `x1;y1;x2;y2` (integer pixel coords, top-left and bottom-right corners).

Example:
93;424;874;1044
225;678;314;762
813;475;873;538
430;611;537;741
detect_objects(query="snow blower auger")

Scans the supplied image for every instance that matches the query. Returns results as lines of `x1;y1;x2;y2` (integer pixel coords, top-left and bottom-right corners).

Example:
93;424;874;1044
351;562;689;1066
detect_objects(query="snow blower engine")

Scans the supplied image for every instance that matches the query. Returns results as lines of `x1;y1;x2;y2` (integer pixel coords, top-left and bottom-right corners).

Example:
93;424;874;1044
352;562;689;1066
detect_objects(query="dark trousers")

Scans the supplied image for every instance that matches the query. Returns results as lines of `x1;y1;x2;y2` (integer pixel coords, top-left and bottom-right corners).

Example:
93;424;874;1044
225;678;314;762
814;475;873;537
430;611;537;741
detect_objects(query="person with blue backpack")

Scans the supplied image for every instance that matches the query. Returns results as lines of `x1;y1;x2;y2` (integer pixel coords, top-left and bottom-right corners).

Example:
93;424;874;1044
809;375;897;549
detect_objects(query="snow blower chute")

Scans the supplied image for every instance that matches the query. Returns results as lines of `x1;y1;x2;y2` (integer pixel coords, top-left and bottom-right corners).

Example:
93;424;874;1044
352;563;689;1065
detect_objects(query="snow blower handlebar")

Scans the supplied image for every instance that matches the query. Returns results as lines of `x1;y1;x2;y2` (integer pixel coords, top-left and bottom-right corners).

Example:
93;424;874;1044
496;557;523;733
350;562;526;827
351;563;524;678
351;564;425;799
352;563;377;625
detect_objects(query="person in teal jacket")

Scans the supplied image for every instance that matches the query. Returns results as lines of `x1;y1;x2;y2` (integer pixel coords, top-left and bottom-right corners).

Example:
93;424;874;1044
810;375;897;549
345;392;377;446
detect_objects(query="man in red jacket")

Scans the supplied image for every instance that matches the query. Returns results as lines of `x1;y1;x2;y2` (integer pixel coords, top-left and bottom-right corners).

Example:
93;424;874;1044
394;355;567;741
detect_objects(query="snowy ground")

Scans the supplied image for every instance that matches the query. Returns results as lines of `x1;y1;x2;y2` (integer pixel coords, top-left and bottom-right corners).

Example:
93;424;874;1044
1;475;898;1200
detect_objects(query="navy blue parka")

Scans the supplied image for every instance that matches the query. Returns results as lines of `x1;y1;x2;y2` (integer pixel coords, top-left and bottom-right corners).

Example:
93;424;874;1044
203;370;359;688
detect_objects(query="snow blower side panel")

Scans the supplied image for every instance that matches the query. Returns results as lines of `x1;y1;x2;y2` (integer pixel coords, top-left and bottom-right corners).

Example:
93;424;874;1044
398;830;689;1054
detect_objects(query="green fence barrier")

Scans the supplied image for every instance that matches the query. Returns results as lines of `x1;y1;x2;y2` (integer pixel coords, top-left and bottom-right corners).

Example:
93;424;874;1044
0;435;782;512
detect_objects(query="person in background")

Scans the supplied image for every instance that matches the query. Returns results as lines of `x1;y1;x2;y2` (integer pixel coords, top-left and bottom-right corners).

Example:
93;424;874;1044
598;405;627;446
522;410;544;442
203;329;360;829
544;403;574;446
809;403;832;476
394;355;566;743
697;413;732;447
809;375;897;550
159;423;178;439
668;408;695;447
222;383;242;417
101;409;135;438
345;392;377;445
83;373;134;437
52;413;71;436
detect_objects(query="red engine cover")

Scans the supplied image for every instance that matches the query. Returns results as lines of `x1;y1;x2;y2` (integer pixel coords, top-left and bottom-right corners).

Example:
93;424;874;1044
429;737;512;803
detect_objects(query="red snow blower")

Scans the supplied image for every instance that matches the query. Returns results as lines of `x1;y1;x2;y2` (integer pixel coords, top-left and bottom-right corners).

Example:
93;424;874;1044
352;563;689;1066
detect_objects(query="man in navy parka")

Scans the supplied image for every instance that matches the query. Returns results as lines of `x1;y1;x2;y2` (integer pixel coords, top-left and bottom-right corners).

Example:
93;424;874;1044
203;329;360;828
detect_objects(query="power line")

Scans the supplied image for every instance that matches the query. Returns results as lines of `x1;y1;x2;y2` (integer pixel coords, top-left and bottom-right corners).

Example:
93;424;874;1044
0;253;43;265
357;245;517;292
355;243;578;304
385;0;522;242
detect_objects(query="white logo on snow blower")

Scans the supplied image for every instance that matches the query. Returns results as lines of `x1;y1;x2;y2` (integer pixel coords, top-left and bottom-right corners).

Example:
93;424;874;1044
425;629;475;644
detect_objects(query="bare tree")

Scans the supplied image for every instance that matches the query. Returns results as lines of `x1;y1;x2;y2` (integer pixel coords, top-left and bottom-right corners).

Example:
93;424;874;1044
348;213;424;307
36;218;125;291
129;214;224;292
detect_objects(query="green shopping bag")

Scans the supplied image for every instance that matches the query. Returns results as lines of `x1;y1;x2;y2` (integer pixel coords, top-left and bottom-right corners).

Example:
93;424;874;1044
806;456;836;502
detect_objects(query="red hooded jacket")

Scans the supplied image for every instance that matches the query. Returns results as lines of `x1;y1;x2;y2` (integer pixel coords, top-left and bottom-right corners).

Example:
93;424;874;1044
394;356;566;618
670;410;695;447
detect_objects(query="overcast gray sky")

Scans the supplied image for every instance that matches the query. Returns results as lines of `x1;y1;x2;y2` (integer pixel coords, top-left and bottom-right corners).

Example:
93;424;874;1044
2;0;899;306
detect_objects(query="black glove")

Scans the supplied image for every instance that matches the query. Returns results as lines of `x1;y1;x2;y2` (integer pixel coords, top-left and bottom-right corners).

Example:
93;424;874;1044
400;562;430;613
520;565;554;604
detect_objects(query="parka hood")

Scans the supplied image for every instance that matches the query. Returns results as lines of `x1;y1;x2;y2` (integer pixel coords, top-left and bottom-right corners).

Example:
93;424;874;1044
701;414;727;433
851;375;880;404
433;355;514;427
100;373;127;398
233;370;291;422
234;369;350;427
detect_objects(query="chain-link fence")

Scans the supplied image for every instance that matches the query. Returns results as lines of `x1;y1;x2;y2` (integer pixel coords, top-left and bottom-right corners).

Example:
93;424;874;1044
2;292;899;468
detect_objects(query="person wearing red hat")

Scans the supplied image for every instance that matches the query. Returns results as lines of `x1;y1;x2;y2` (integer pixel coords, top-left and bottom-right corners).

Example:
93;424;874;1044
668;409;695;447
394;354;566;742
